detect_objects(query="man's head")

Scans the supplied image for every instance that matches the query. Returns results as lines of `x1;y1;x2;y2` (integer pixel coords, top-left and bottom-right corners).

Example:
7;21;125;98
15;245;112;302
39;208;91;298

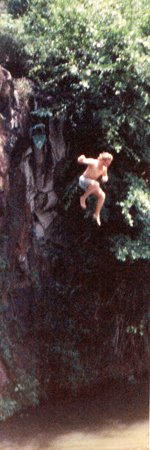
98;152;113;167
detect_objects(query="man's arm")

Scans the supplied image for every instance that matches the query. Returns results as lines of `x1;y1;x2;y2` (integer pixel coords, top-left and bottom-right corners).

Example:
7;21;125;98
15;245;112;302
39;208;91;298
77;155;97;165
101;165;108;182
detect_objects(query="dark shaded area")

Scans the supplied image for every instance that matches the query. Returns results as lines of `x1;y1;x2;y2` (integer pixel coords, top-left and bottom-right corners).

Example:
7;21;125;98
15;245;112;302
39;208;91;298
0;380;148;448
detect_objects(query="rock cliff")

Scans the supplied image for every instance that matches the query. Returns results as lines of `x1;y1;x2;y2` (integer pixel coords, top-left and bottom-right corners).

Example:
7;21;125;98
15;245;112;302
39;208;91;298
0;65;69;412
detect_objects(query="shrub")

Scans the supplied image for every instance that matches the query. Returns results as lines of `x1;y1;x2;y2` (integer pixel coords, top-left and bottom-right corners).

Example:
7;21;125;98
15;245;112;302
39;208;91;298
7;0;29;17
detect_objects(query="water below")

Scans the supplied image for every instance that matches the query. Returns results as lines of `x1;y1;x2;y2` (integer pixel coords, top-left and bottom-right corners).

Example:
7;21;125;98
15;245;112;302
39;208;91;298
0;380;149;450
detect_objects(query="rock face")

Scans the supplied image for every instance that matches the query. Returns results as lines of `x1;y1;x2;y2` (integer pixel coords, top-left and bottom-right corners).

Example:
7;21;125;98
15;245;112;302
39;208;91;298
0;362;8;397
21;115;66;239
0;65;67;239
0;66;14;218
0;65;68;404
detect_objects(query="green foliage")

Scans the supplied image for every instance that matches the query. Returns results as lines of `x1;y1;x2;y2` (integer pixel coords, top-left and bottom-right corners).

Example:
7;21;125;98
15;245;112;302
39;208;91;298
14;372;39;406
31;123;46;150
127;320;145;336
0;14;28;75
0;256;7;271
0;237;39;420
112;234;150;261
112;175;150;260
63;177;79;210
0;373;39;421
7;0;30;17
31;269;41;289
15;77;33;100
17;0;150;262
50;344;87;390
0;397;19;421
0;308;39;421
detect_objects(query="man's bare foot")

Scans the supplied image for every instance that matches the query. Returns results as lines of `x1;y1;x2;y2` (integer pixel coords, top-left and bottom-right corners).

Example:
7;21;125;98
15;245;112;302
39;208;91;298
93;213;101;226
80;196;86;209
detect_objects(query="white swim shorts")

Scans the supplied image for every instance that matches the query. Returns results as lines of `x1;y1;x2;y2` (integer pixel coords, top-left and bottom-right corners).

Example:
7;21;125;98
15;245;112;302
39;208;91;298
79;175;91;191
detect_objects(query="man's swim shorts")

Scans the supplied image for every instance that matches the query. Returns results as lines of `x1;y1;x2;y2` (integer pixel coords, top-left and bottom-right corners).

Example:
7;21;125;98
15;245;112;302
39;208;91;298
79;175;91;191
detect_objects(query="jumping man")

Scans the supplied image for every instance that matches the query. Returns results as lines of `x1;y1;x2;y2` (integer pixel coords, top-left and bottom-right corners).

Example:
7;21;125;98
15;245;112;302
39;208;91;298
78;152;113;226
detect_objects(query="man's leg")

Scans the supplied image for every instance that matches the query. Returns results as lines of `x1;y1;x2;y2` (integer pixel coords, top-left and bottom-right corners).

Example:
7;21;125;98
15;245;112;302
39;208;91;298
93;188;105;226
80;181;99;209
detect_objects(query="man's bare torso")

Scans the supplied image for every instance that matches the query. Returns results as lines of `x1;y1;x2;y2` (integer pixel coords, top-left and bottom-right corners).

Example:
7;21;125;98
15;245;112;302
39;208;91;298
83;160;104;180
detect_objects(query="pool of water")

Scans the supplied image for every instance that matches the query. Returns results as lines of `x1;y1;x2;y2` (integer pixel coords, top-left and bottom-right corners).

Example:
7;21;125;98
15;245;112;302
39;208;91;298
0;381;148;450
